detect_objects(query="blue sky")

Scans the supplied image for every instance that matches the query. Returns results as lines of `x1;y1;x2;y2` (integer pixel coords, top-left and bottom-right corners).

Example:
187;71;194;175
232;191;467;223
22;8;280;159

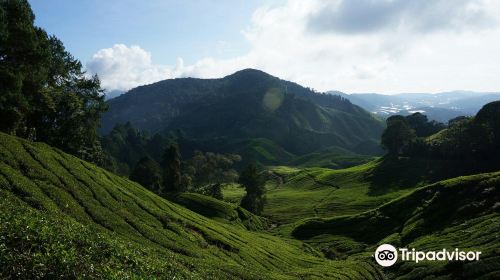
28;1;500;94
29;0;275;64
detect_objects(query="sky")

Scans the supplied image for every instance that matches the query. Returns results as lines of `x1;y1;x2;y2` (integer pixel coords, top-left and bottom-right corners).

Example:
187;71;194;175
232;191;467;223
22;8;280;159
29;0;500;94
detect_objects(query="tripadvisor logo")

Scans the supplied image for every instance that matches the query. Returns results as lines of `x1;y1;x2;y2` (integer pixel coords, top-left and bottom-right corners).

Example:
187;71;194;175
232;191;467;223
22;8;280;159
374;244;481;267
374;244;398;267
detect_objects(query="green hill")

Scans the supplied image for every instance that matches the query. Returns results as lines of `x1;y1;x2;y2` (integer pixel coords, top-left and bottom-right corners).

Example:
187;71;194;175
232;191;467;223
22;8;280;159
172;192;268;231
288;146;376;169
228;157;475;229
292;171;500;279
101;69;384;159
0;132;383;279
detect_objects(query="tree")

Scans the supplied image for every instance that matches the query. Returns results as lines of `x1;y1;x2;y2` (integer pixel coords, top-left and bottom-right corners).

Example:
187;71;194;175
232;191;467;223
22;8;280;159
381;116;416;156
238;164;265;214
0;0;107;164
129;157;162;193
101;122;149;174
469;101;500;160
162;144;183;193
405;112;445;137
180;174;192;191
185;150;241;186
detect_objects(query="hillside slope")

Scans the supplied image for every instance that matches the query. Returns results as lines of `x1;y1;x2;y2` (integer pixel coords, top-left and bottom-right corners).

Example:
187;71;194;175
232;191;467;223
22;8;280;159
292;171;500;279
101;69;384;156
0;132;382;279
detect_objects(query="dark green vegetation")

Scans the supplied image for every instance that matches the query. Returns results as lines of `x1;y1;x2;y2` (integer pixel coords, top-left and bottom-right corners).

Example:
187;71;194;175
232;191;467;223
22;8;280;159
227;155;475;229
219;156;500;279
2;108;500;279
172;192;268;231
292;172;500;279
289;145;377;169
0;0;107;163
382;102;500;172
1;2;499;278
162;144;184;193
129;156;162;193
101;68;385;168
0;132;384;279
238;164;266;215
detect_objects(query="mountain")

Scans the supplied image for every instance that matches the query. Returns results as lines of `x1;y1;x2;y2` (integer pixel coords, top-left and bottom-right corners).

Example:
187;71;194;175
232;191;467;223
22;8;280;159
333;90;500;123
101;69;385;158
104;89;125;100
385;106;467;123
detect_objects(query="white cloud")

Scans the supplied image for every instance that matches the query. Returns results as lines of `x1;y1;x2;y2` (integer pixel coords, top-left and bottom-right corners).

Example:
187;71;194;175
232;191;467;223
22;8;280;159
86;44;184;91
87;0;500;94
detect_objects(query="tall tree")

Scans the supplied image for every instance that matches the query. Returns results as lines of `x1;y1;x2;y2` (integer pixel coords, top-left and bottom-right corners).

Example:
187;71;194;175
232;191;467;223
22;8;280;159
129;156;162;193
239;164;265;214
381;116;416;156
0;0;107;163
162;144;183;193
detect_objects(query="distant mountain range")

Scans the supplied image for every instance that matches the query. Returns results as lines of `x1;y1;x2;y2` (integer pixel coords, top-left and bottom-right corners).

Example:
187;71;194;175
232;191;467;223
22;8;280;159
100;69;385;164
104;90;125;100
332;90;500;123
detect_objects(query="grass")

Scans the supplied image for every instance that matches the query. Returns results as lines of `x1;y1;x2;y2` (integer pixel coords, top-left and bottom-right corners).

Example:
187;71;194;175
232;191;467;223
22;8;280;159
237;156;482;229
0;132;382;279
2;131;499;279
172;192;268;231
288;146;376;169
292;171;500;279
221;183;246;204
235;138;296;166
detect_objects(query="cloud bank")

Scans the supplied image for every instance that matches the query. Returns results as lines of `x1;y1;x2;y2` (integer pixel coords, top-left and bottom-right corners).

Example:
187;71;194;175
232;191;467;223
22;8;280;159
87;0;500;94
86;44;185;91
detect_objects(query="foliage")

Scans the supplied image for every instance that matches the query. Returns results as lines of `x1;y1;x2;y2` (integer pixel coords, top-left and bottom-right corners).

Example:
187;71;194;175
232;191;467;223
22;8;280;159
191;183;224;200
101;69;385;160
185;150;241;186
381;116;417;155
0;132;383;279
0;195;193;279
172;192;267;231
239;164;266;215
101;122;170;175
0;0;107;163
288;145;377;169
206;183;223;200
405;112;445;137
427;101;500;165
129;156;162;193
162;144;183;193
292;171;500;279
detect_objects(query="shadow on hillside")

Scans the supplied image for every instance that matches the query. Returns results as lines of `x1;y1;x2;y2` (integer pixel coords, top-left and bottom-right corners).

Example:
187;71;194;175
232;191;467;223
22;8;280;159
365;156;476;196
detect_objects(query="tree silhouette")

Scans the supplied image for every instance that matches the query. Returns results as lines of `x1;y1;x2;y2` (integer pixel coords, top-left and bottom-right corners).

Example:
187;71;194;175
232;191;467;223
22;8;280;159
129;157;162;193
162;144;183;193
239;164;265;214
381;116;416;156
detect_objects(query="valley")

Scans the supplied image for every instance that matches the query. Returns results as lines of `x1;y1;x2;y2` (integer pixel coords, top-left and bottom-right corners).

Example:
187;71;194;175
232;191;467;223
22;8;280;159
1;2;500;277
2;128;499;279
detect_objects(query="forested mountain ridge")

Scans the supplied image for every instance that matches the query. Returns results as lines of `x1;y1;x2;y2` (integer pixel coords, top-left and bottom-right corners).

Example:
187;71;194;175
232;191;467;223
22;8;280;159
101;69;385;156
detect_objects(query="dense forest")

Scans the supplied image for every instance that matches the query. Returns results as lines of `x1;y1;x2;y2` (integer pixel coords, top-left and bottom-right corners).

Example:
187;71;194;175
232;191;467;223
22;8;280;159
0;0;107;164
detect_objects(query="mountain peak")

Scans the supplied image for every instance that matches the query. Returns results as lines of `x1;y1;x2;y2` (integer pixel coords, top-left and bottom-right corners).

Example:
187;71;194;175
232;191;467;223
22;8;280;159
224;68;275;80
